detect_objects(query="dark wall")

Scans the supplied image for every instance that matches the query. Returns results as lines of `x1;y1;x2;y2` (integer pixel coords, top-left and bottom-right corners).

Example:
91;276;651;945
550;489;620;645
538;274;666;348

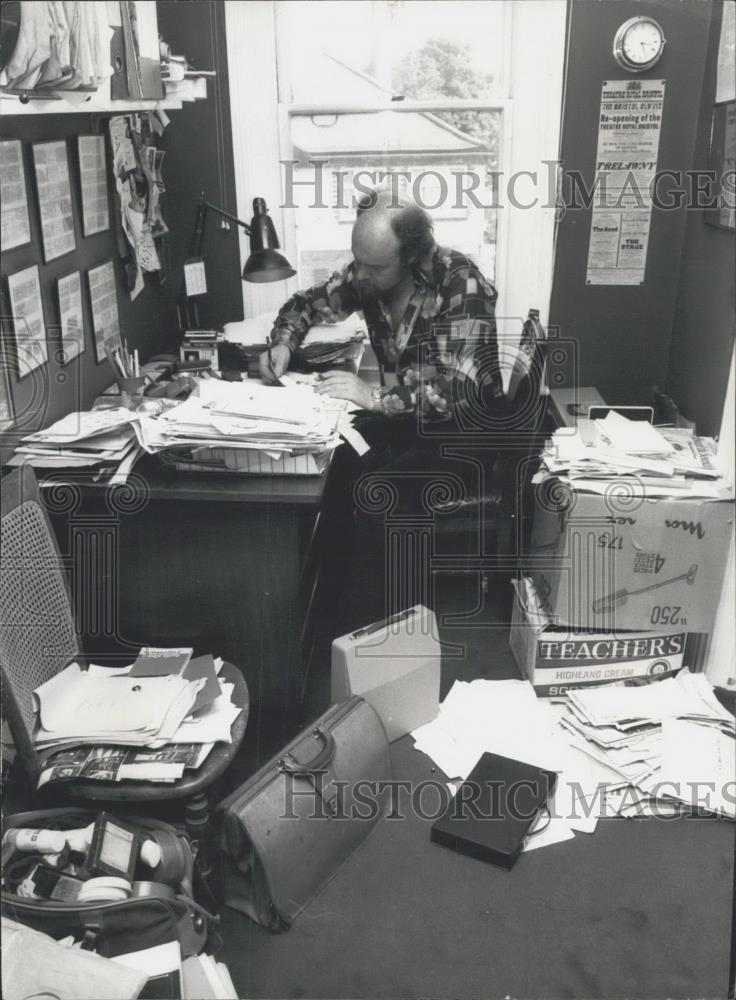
550;0;717;406
0;114;176;455
0;0;240;462
665;6;734;436
156;0;243;330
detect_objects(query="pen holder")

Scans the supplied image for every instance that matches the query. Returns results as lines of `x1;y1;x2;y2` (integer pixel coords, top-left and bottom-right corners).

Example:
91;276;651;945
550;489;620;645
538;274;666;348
117;376;147;407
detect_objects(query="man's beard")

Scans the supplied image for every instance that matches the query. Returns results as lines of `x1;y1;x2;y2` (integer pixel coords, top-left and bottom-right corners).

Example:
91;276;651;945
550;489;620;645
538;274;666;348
356;281;380;304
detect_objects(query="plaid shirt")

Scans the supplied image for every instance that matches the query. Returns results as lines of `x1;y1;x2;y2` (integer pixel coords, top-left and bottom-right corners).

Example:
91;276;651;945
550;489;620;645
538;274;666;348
270;246;502;420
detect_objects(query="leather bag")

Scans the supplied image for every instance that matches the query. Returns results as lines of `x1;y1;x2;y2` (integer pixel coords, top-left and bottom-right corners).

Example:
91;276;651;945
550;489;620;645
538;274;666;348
1;808;211;958
217;696;391;931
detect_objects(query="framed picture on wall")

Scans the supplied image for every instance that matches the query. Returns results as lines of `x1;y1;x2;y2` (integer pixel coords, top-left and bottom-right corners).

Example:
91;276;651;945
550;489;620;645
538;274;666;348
78;135;110;236
56;271;86;364
32;140;76;262
0;140;31;252
88;261;122;363
705;100;735;232
6;264;48;377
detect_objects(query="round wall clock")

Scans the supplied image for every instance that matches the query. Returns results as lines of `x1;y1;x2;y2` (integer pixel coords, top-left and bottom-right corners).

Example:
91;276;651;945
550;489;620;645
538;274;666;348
613;16;666;73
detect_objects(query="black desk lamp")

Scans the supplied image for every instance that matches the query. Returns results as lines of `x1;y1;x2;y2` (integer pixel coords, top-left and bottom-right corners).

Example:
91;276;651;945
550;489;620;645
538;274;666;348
180;195;295;329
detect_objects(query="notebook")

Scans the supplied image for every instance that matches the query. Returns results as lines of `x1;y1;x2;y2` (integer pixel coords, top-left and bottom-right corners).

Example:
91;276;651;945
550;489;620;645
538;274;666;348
431;752;557;870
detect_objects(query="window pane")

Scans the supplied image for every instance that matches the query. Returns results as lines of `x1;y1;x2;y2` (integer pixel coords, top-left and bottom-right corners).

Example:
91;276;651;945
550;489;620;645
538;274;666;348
287;110;500;287
276;0;506;104
389;2;505;100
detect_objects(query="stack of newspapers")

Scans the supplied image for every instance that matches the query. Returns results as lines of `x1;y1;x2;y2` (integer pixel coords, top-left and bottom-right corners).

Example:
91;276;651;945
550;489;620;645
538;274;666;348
535;410;732;499
558;671;735;817
9;409;143;485
33;648;242;788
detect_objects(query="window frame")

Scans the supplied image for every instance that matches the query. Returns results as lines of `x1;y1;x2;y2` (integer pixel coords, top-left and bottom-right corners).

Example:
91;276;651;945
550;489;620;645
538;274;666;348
279;98;510;293
226;0;566;359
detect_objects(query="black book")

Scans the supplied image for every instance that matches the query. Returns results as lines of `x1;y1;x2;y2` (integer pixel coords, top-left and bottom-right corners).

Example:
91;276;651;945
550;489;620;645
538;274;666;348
431;752;557;870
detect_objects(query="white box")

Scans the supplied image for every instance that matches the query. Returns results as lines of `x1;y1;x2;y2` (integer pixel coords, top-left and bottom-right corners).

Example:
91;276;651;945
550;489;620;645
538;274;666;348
331;605;441;742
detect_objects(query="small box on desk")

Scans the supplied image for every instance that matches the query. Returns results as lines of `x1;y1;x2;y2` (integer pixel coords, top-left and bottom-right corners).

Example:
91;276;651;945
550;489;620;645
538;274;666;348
529;491;732;633
331;605;441;742
510;579;687;697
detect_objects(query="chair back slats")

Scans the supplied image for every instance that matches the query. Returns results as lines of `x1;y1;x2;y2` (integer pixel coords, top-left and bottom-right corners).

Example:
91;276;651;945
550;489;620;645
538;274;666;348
1;469;80;780
505;309;547;431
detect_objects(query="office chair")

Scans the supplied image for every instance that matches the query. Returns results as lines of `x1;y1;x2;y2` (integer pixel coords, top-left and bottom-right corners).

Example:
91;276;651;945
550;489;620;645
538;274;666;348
342;310;547;625
0;464;249;874
378;309;548;609
431;308;548;566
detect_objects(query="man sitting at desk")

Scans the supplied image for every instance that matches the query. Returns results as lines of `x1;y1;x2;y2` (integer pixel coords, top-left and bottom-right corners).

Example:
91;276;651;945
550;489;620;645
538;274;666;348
260;188;502;433
259;188;503;621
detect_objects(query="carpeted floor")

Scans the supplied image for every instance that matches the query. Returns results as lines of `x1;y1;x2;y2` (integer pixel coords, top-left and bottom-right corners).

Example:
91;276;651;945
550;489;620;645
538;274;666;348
3;567;732;998
215;572;736;1000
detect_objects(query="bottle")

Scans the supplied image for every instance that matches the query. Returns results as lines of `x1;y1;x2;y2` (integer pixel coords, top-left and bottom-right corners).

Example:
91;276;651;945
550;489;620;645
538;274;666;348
3;828;67;854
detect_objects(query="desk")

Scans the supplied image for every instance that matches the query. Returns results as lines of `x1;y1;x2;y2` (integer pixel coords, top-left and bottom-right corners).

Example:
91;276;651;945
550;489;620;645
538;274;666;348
43;452;329;746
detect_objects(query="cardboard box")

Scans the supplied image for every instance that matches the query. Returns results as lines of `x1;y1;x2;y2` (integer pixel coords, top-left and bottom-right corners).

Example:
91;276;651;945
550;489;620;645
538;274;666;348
529;492;733;632
331;605;441;742
509;580;687;696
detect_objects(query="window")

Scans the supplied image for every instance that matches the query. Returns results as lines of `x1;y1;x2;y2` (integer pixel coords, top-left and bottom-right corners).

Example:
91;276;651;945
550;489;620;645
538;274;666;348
226;0;566;351
275;0;506;288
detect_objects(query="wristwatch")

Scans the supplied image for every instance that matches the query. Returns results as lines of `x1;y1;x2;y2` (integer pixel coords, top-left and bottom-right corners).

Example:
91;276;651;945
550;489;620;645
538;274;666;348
371;387;383;413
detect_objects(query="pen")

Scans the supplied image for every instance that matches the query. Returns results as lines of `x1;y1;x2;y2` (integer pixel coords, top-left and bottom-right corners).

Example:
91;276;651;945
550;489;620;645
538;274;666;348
266;341;285;387
111;349;126;378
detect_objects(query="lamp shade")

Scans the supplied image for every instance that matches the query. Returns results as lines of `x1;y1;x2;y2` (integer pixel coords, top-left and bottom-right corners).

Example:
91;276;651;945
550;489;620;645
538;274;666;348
243;197;296;283
243;249;296;283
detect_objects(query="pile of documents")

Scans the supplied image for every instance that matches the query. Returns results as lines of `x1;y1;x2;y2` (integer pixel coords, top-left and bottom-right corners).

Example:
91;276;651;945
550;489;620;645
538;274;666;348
412;671;735;856
535;411;732;498
134;378;350;474
33;648;242;789
223;313;365;350
558;670;735;818
412;678;564;782
9;408;143;486
412;678;601;852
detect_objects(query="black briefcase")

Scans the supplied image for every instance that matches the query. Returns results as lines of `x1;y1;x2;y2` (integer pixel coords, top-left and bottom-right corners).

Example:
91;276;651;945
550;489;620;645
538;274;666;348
217;696;391;931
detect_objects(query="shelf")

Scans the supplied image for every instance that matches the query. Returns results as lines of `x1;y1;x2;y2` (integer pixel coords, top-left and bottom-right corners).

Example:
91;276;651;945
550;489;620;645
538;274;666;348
0;75;183;117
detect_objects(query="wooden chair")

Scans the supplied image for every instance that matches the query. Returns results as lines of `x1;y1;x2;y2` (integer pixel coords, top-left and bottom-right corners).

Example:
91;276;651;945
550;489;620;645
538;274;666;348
0;464;249;873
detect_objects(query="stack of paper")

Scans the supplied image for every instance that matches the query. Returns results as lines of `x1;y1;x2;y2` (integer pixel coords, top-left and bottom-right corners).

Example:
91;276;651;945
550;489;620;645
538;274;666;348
412;678;565;780
34;649;243;788
557;669;735;817
535;412;732;499
9;408;143;485
134;379;347;473
412;679;602;851
412;672;735;855
223;312;365;348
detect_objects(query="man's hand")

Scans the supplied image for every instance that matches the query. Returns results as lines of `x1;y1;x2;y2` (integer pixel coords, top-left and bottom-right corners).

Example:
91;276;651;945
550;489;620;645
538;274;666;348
259;344;291;384
315;371;375;409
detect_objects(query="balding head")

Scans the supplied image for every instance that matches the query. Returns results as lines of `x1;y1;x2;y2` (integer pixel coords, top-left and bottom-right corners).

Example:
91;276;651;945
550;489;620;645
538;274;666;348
351;188;434;302
355;188;435;266
353;201;401;260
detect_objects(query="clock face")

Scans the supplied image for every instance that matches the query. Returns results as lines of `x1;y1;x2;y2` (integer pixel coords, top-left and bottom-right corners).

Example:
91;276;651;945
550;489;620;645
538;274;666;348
614;17;666;72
